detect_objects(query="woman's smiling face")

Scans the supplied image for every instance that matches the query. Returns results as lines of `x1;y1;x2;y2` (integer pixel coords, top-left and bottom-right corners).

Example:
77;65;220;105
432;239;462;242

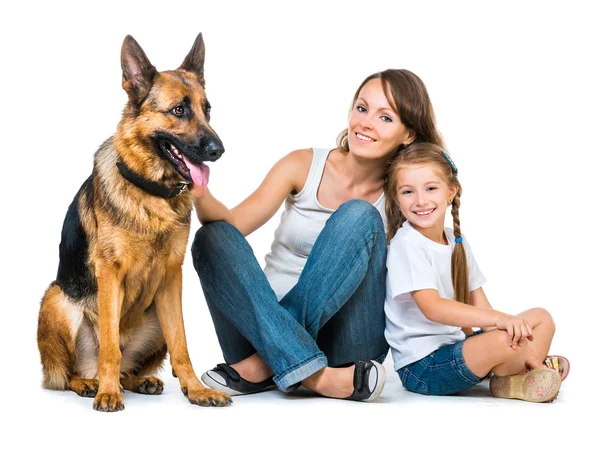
347;78;413;160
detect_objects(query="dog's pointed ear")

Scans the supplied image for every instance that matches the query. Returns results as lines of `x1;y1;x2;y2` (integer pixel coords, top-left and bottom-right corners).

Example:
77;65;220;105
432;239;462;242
179;33;205;87
121;35;157;104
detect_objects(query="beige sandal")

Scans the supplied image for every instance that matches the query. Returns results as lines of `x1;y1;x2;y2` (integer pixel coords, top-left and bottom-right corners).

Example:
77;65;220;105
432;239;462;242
544;355;570;381
490;368;561;403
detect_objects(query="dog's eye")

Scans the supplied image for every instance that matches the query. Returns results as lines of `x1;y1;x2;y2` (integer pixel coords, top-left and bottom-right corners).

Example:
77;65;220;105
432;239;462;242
171;106;185;116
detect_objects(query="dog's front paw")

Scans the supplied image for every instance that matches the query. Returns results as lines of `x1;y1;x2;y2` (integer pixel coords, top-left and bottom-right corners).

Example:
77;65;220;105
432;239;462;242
93;391;125;412
182;385;232;407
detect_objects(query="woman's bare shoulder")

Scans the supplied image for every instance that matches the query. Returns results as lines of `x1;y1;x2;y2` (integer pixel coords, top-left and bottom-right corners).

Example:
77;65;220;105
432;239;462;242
277;148;314;192
283;148;313;165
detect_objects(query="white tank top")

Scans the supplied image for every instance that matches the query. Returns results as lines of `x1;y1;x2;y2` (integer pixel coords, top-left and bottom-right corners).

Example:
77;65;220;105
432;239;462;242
264;148;387;300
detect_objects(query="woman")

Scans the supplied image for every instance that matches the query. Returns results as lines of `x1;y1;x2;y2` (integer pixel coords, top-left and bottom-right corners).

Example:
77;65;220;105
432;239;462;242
191;69;444;401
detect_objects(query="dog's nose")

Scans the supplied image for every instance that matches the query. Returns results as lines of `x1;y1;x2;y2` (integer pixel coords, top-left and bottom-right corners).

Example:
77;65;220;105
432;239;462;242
207;144;224;160
203;135;225;161
211;149;224;159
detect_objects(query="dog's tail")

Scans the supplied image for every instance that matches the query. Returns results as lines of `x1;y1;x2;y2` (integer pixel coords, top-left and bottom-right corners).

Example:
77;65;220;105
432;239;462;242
37;284;78;390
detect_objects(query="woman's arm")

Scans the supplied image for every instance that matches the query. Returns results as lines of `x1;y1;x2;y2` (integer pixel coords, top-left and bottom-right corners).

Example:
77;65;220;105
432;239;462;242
191;186;234;224
192;149;312;236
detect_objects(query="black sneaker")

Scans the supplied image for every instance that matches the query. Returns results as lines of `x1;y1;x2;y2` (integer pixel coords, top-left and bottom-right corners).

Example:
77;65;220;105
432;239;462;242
201;363;276;396
344;360;386;402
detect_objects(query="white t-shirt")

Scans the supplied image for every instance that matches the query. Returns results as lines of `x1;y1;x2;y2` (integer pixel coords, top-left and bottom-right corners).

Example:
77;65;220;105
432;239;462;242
385;221;486;371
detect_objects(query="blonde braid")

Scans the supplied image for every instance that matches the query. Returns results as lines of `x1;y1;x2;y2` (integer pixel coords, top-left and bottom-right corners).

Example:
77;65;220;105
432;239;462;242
450;190;470;305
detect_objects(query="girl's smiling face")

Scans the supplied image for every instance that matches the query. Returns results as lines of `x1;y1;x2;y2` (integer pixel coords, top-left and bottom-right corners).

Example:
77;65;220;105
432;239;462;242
394;163;458;243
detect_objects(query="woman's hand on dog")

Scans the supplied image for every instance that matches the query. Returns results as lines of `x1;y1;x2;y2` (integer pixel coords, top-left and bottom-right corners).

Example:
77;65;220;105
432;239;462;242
191;186;235;226
190;184;208;198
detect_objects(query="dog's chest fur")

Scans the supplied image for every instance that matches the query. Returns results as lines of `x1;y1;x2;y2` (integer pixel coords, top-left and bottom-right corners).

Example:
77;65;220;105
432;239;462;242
119;228;187;327
67;142;194;331
91;209;190;330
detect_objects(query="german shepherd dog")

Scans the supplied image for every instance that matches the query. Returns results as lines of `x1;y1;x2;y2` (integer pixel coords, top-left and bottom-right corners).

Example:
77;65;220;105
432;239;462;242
37;33;232;411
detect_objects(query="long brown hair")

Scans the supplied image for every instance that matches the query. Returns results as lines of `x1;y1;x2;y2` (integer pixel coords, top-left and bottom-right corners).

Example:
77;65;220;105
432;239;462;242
337;69;445;153
384;142;470;305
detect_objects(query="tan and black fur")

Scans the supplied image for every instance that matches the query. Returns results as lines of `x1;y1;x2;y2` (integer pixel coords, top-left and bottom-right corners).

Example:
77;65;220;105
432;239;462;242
37;33;231;411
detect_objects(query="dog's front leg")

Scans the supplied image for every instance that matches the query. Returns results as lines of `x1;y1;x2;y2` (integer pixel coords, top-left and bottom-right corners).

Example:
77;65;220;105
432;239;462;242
93;261;125;412
155;264;232;407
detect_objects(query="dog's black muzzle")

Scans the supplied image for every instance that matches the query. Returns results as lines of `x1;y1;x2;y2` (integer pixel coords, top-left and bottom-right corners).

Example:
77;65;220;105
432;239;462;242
196;133;225;162
152;130;225;183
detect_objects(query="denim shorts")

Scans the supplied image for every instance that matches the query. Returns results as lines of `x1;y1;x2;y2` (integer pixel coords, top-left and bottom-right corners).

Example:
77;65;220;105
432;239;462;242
397;330;485;396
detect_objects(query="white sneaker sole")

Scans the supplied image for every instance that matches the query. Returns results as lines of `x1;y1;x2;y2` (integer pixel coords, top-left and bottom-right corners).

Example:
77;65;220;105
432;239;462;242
365;360;386;402
200;370;276;396
201;371;245;396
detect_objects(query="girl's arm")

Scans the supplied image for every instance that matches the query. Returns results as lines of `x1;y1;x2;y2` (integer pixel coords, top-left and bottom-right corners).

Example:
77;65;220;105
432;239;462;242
192;149;312;236
411;289;533;347
469;287;496;332
412;288;498;327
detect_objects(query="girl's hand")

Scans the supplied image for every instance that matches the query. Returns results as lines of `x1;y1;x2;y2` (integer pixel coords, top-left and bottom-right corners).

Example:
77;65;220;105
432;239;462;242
495;314;534;349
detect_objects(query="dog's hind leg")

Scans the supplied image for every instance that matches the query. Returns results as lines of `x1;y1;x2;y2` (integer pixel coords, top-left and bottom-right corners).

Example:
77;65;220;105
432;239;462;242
120;346;167;395
120;311;168;395
120;376;164;395
37;284;82;390
69;376;99;397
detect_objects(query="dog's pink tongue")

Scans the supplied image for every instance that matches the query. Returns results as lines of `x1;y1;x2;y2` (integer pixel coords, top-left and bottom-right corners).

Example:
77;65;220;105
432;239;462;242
182;156;210;186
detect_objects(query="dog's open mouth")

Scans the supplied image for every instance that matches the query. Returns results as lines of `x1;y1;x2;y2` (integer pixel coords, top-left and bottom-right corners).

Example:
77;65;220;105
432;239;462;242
159;140;209;186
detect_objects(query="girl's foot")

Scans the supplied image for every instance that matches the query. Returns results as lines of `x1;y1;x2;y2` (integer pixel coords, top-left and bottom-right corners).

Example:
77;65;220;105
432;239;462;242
490;368;561;403
544;355;570;381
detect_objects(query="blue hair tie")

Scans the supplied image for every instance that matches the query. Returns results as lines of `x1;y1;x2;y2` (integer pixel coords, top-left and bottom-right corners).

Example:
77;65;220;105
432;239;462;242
442;151;458;173
455;237;463;243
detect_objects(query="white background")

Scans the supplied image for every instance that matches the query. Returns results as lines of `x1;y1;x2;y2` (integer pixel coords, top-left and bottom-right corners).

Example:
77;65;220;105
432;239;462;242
1;0;598;450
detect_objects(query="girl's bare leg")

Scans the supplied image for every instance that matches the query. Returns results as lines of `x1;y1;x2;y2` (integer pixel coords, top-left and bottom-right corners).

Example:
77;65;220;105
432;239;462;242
463;329;529;378
516;308;556;369
462;307;556;378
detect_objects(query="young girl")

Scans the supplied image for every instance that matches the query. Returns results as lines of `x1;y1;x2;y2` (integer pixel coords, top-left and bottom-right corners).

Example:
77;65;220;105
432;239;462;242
383;142;568;402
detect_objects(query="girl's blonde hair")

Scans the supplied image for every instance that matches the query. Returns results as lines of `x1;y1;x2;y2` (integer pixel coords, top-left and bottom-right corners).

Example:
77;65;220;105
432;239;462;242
384;142;470;305
337;69;445;153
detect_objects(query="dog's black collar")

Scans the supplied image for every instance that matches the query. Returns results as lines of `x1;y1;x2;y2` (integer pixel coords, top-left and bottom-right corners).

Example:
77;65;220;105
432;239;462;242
116;161;189;199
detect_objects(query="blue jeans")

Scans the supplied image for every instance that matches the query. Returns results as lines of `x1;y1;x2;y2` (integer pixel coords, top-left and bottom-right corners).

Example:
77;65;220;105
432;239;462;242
398;330;485;396
191;200;389;391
